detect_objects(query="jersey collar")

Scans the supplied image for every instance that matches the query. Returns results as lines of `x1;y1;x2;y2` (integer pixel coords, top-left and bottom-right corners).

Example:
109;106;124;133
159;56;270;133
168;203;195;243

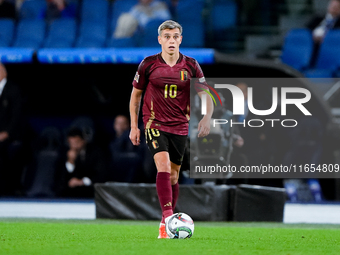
158;52;183;65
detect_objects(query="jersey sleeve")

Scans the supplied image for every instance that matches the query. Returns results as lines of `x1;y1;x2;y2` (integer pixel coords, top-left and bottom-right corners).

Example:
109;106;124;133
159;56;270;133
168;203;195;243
132;59;149;90
193;59;208;92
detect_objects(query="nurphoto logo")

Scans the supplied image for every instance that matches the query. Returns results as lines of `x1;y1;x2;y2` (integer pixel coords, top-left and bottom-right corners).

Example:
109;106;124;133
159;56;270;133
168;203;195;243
200;82;312;128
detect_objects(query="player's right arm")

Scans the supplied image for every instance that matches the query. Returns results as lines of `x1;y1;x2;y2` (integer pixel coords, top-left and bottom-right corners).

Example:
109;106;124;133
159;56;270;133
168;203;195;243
129;87;143;146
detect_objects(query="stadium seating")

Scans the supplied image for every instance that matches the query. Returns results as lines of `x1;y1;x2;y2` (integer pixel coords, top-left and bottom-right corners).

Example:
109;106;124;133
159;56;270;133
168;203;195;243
109;0;138;34
0;18;15;47
77;0;110;48
280;28;314;71
304;29;340;78
12;19;46;49
140;19;165;47
107;0;138;47
175;0;204;23
106;37;137;48
75;20;107;48
43;18;77;48
175;0;205;47
80;0;110;23
6;0;211;50
180;22;205;48
211;0;237;32
205;0;238;50
19;0;46;20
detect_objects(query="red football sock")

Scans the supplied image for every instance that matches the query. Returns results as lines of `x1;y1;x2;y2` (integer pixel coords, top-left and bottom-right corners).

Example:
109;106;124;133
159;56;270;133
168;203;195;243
172;182;179;212
156;172;173;224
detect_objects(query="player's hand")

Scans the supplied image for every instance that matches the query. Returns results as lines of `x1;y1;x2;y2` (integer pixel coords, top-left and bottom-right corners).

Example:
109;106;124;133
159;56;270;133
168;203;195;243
129;127;141;146
197;116;210;137
68;177;84;188
233;135;244;148
0;131;9;142
67;149;78;164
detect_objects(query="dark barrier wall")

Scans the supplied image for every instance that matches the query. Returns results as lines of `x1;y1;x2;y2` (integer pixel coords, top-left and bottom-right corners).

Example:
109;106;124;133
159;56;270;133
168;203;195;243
95;183;232;221
95;183;285;222
233;184;286;222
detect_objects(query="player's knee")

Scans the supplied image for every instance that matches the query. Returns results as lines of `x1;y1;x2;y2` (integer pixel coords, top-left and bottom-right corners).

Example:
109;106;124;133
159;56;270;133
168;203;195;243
156;161;171;173
170;171;178;185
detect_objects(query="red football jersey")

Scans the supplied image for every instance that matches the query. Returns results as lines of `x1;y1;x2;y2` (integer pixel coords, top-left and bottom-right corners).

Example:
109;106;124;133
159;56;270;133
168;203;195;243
132;52;207;135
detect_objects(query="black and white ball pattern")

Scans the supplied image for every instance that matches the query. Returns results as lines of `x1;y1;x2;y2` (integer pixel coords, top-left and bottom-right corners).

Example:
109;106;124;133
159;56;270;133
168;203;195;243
165;212;194;239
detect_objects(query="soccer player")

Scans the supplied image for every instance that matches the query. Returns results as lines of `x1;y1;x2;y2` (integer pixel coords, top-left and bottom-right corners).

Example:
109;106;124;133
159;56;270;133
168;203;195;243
129;20;213;238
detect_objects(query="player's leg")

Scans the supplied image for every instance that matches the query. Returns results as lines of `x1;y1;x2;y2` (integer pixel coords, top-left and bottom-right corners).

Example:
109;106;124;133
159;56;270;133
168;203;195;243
144;128;172;238
154;159;181;239
170;162;180;211
168;133;187;211
153;152;173;239
154;151;174;221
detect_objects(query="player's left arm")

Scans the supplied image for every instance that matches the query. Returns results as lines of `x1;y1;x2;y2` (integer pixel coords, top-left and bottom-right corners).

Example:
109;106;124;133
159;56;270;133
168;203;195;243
129;87;143;146
197;90;213;137
193;59;213;137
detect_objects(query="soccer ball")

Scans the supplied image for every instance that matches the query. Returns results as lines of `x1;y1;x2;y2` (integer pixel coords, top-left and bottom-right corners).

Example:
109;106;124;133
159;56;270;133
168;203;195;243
165;212;194;239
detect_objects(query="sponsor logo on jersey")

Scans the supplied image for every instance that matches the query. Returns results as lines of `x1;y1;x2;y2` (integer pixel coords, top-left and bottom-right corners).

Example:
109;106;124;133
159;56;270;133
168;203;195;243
134;72;140;83
164;202;172;207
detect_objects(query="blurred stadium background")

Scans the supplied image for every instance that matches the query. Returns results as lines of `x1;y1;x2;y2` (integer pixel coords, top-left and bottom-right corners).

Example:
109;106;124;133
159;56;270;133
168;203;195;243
1;0;340;223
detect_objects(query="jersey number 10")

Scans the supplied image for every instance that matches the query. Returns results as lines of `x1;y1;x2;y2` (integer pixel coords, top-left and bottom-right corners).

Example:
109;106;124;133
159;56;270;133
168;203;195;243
164;84;177;98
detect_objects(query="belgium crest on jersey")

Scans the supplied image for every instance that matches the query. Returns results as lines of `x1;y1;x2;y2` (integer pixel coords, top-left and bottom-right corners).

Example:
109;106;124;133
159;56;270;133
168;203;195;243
180;70;188;81
152;139;159;149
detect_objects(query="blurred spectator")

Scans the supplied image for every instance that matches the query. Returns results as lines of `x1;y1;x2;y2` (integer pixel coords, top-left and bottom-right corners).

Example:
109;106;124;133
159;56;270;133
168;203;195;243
15;0;24;11
113;114;129;140
307;0;340;43
56;126;107;198
23;126;63;198
43;0;77;24
0;0;16;19
68;115;95;143
114;0;171;38
0;63;25;195
306;0;340;64
108;115;144;182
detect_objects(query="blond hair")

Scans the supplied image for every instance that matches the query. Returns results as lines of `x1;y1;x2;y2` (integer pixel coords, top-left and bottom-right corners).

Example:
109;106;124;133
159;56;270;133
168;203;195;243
158;20;182;36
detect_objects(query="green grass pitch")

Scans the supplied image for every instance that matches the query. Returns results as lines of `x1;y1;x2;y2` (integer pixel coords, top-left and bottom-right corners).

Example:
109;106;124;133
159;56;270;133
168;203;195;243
1;219;340;255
